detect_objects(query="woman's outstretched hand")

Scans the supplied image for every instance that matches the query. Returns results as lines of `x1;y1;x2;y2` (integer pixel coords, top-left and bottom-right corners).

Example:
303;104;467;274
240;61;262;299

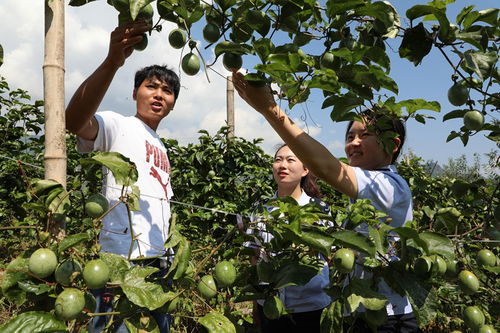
231;71;277;115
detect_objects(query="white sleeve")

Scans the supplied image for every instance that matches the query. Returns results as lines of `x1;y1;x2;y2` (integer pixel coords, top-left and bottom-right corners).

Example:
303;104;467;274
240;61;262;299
76;112;118;153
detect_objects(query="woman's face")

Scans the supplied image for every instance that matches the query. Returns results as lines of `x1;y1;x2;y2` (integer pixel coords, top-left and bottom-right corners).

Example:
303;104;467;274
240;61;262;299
345;121;392;170
272;146;309;187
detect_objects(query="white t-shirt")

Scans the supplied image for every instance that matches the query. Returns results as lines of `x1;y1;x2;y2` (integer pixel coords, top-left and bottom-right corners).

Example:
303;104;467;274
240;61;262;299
77;111;173;259
349;165;413;316
247;191;332;313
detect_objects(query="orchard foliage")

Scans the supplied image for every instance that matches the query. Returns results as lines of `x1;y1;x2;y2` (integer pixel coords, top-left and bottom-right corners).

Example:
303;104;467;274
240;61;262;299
0;0;499;332
0;76;498;332
66;0;499;147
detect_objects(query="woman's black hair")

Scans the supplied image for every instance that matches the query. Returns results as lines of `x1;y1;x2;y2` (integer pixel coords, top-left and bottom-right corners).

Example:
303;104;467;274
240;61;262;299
134;65;181;101
345;111;406;164
274;144;322;198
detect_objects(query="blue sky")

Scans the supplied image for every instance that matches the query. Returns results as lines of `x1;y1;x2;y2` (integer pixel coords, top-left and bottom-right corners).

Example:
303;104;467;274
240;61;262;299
0;0;497;168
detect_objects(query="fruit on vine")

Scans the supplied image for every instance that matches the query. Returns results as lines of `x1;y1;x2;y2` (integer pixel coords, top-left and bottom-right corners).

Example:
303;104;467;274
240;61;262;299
217;158;225;166
214;260;236;287
320;52;335;70
203;23;220;43
364;307;388;327
414;256;432;278
181;53;200;76
163;297;179;313
208;170;216;178
223;53;242;71
458;270;479;295
85;193;109;218
29;248;58;278
169;29;187;49
197;275;217;299
463;110;484;131
263;296;284;320
445;259;459;278
134;33;148;51
333;248;355;273
447;83;469;106
55;260;82;285
463;306;485;331
477;249;496;266
55;288;85;320
431;255;447;276
479;325;497;333
83;259;110;289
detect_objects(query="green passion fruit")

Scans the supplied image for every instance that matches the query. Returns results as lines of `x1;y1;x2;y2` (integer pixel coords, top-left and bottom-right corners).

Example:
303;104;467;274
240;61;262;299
203;23;220;43
29;248;58;278
134;33;148;51
457;270;480;295
55;260;82;285
463;306;485;331
333;248;355;274
477;249;496;267
83;259;110;289
85;193;109;218
222;53;243;71
168;29;187;49
463;110;484;131
197;275;217;299
447;83;469;106
214;260;236;287
181;53;201;76
55;288;86;320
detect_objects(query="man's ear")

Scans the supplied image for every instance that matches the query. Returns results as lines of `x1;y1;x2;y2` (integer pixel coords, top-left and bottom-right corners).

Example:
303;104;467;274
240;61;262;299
132;88;137;101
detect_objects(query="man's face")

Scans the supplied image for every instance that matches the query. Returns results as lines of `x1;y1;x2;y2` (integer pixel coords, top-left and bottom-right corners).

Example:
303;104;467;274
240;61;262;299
133;76;176;131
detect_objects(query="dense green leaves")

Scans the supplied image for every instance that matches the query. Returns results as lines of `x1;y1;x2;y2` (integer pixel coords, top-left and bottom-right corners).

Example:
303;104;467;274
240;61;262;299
0;311;66;333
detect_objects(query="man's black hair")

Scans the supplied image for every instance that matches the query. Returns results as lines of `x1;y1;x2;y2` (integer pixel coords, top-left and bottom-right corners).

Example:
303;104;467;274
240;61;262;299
134;65;180;101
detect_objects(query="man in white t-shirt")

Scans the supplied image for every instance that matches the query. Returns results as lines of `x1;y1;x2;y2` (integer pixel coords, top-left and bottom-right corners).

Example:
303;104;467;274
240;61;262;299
66;21;178;332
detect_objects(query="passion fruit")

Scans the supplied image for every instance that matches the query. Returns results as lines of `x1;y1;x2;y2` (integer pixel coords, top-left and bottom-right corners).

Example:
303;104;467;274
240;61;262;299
214;260;236;287
83;259;110;289
85;193;109;218
333;248;355;273
181;53;200;76
477;249;496;267
463;306;485;331
203;23;220;43
222;53;243;71
29;248;58;278
55;288;86;320
447;83;469;106
197;275;217;299
168;29;187;49
457;270;480;295
463;110;484;131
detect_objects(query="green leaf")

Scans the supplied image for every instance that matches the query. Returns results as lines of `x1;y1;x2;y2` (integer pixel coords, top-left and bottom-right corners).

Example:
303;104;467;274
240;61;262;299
100;252;131;284
344;277;387;313
0;44;3;67
398;22;433;66
253;38;275;62
167;237;191;280
442;109;467;122
198;311;236;333
81;151;138;186
435;207;461;232
320;299;344;333
456;5;475;26
332;230;376;257
124;313;160;333
214;41;252;58
17;280;52;295
0;311;66;333
395;99;441;115
462;51;498;81
68;0;99;6
418;231;455;260
1;255;30;293
130;0;155;20
58;233;90;254
31;179;70;215
368;226;386;256
324;95;363;121
274;260;319;289
391;269;438;327
294;230;334;256
122;266;175;310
